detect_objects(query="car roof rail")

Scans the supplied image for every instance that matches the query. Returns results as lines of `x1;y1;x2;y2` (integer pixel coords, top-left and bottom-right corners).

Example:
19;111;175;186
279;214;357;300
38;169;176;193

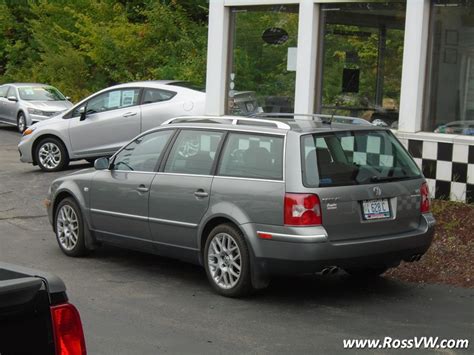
252;112;373;126
162;116;291;130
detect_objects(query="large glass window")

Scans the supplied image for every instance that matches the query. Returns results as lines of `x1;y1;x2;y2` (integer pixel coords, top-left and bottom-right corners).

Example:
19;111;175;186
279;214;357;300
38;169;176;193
425;0;474;135
318;2;406;128
228;5;299;116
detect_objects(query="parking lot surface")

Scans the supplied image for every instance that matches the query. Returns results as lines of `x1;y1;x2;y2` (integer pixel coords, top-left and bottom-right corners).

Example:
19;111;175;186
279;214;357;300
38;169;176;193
0;125;472;354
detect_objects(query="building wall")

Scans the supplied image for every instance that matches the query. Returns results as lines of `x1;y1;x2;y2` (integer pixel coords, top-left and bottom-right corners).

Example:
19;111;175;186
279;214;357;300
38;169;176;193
205;0;474;203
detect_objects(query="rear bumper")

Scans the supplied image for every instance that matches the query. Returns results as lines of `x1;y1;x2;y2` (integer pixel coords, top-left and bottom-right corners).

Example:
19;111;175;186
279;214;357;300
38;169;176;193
242;214;435;276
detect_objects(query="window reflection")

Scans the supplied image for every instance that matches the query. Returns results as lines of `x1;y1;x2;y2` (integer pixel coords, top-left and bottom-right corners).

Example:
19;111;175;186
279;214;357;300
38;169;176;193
318;2;406;128
426;0;474;135
229;5;299;116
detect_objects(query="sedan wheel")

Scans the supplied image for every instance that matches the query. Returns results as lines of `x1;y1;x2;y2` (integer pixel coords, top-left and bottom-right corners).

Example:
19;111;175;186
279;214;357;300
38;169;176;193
54;198;88;257
204;224;253;297
35;137;69;172
17;113;26;133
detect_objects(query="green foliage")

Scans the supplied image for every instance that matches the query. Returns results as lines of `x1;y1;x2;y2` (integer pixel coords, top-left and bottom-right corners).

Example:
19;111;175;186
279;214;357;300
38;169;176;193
0;0;208;102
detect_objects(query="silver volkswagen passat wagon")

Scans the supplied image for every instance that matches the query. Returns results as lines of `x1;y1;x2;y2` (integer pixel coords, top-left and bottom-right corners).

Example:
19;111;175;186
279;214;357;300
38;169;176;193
45;115;435;297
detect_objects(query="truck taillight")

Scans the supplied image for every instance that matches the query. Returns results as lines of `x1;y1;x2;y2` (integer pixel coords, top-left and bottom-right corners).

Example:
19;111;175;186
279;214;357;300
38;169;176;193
284;193;322;226
51;303;87;355
420;182;430;213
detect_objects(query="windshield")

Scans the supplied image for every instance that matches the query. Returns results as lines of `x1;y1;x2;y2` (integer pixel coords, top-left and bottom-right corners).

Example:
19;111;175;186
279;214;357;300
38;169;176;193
302;130;421;187
18;86;66;101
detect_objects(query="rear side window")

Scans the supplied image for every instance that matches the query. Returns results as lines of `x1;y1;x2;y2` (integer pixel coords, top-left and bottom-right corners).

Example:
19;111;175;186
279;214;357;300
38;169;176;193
164;130;224;175
141;88;176;104
302;130;421;187
218;133;284;180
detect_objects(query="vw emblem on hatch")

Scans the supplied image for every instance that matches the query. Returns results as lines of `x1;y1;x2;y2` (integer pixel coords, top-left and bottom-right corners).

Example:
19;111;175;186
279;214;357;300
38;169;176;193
373;186;382;197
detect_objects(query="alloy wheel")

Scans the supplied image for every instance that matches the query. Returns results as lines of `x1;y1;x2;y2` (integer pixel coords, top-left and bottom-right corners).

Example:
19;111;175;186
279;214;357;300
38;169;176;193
18;115;26;133
207;232;242;289
38;142;62;170
56;205;79;251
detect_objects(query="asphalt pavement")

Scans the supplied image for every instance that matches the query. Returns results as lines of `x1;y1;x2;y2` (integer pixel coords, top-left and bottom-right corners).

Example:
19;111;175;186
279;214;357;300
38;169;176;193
0;124;472;354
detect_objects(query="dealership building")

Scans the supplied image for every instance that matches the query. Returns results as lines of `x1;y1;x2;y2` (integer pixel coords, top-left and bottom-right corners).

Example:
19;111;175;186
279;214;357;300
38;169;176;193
204;0;474;203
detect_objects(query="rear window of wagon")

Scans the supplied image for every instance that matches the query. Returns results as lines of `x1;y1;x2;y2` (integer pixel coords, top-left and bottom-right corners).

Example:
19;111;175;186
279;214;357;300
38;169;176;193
301;130;422;187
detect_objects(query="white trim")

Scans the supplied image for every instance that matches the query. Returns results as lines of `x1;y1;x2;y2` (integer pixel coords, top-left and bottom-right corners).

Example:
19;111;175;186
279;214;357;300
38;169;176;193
398;0;431;133
224;0;299;5
205;1;230;116
394;130;474;145
294;1;319;115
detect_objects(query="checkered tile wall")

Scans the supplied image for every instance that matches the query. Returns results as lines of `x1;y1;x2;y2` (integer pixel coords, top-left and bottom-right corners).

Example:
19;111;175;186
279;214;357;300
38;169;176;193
397;139;474;203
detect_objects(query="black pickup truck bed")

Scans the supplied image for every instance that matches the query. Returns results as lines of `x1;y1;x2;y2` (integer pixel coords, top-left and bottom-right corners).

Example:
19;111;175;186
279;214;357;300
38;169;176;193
0;262;86;354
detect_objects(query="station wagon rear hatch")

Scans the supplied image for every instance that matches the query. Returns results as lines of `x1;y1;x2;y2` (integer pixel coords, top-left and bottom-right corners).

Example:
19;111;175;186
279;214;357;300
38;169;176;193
301;129;425;241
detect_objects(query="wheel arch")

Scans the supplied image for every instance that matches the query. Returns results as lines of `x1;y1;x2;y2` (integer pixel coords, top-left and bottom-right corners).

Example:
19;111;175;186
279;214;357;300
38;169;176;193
52;188;97;250
198;214;269;290
199;216;241;260
32;134;69;165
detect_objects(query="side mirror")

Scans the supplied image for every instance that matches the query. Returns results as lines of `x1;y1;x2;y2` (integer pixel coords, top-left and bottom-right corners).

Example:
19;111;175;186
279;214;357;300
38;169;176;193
7;96;18;102
94;157;109;170
65;96;71;101
79;106;87;121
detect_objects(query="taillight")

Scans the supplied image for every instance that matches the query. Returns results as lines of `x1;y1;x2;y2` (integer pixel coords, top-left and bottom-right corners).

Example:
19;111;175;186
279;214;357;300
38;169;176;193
420;182;430;213
50;303;87;355
284;193;322;226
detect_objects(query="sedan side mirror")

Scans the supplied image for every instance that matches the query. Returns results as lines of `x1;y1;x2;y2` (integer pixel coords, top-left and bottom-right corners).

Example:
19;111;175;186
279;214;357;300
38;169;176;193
94;157;109;170
65;96;71;101
7;96;18;102
79;106;87;121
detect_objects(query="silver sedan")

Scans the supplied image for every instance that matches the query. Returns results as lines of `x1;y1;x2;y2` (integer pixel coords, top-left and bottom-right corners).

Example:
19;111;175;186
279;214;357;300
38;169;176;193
0;83;73;133
18;81;205;171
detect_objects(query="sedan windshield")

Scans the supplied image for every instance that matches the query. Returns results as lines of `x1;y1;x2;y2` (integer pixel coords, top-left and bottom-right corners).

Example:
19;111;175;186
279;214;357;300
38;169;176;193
18;86;66;101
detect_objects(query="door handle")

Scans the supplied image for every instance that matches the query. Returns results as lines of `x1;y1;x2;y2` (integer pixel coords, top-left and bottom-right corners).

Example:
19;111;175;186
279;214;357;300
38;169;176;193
194;189;208;198
123;112;137;118
136;185;149;193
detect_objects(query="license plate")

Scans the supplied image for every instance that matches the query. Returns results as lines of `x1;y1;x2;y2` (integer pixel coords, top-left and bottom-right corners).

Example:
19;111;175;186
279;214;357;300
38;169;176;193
362;199;390;220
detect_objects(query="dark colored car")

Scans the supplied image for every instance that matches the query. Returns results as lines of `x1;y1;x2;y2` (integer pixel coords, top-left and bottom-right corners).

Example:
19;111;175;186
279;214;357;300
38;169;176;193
0;262;86;354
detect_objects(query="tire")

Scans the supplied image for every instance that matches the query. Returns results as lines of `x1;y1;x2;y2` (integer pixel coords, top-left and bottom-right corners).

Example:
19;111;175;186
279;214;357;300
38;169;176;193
35;137;69;172
344;266;389;278
54;197;89;257
204;224;254;297
17;112;26;133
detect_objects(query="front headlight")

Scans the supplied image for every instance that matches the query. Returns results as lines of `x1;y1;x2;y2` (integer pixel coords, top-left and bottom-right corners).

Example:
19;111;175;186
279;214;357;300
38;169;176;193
27;107;45;116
